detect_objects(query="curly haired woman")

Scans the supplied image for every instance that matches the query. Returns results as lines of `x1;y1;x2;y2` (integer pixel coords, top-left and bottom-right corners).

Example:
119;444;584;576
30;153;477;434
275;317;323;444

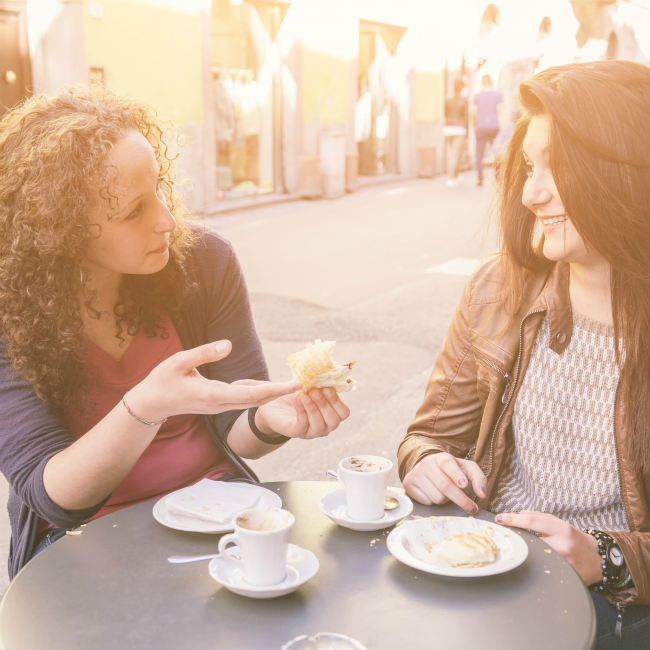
0;87;349;578
399;61;650;648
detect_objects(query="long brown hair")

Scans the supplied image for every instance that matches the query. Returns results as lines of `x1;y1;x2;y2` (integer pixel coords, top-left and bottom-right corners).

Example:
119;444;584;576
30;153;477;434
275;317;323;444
0;86;198;410
497;61;650;474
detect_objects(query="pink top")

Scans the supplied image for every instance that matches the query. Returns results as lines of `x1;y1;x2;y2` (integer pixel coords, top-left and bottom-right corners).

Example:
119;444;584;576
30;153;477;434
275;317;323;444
39;316;234;531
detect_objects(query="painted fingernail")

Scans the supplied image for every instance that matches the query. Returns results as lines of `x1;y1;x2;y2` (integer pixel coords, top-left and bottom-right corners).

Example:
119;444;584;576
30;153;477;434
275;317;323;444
458;477;466;487
471;505;479;515
480;486;486;496
496;515;504;523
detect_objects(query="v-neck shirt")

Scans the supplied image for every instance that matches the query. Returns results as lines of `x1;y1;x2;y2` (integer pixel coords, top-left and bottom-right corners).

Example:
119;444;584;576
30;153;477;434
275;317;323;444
39;315;233;530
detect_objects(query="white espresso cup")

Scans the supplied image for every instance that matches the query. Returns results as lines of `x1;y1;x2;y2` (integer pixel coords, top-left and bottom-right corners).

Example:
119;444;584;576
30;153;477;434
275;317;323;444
218;507;295;587
337;455;393;521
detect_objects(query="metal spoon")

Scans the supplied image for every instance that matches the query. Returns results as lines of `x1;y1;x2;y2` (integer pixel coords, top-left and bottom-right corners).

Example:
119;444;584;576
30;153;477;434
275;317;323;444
168;554;223;564
325;470;400;510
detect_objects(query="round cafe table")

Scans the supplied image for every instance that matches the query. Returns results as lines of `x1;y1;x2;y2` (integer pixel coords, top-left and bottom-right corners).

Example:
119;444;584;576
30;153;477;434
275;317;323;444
0;482;595;650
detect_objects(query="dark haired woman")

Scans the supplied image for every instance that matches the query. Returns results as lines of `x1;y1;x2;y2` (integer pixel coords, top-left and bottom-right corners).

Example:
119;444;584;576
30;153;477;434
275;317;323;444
0;87;350;578
399;60;650;647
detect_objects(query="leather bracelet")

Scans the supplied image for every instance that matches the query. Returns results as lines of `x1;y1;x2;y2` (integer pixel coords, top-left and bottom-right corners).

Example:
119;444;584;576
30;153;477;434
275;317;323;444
248;407;289;445
122;391;168;426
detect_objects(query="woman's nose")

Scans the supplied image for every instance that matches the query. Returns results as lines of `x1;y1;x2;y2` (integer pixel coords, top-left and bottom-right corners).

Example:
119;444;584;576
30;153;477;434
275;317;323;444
521;174;553;212
154;200;177;234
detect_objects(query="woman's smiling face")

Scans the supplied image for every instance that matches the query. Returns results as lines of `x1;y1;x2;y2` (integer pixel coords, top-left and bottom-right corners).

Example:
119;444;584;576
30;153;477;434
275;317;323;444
521;116;602;267
82;129;177;277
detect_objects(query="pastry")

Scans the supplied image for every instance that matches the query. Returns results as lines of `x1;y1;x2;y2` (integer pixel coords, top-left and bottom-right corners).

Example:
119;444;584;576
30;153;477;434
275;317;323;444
427;530;499;567
288;339;356;392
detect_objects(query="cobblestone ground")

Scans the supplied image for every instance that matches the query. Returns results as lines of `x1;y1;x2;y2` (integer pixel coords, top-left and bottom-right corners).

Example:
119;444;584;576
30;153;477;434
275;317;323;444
0;170;496;594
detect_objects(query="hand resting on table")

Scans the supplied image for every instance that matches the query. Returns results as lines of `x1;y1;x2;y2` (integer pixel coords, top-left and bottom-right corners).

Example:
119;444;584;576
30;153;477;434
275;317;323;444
404;453;603;586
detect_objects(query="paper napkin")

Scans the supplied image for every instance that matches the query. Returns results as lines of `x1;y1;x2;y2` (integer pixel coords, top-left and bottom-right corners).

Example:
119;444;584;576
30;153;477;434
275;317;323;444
165;479;264;524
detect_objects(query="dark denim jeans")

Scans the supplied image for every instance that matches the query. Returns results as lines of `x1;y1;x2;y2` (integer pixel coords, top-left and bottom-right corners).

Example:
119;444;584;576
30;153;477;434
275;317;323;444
32;527;67;558
593;592;650;648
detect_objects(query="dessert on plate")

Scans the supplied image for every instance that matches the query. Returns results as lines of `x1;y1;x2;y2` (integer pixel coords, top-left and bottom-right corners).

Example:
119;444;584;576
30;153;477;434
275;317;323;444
426;530;499;568
288;339;356;392
404;516;507;569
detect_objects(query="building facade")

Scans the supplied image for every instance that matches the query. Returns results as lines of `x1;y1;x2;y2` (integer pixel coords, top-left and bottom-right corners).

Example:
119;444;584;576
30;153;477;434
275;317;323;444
1;0;648;213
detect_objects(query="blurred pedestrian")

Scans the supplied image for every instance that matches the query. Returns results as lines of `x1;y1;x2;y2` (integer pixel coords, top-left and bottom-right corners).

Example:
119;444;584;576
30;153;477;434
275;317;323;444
443;78;468;188
473;74;503;186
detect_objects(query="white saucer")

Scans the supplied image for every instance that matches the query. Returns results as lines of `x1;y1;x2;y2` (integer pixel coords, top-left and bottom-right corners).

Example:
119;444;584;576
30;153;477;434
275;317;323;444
209;543;319;599
152;484;282;534
386;518;529;577
319;488;413;531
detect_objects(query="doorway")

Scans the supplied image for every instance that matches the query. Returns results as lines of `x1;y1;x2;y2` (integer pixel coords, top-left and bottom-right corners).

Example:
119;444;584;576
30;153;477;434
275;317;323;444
0;0;32;119
212;0;287;200
356;19;406;176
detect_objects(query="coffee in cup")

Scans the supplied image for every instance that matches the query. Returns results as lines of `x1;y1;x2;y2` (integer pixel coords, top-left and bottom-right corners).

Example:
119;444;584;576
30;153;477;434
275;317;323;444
336;455;392;521
346;456;385;473
218;507;295;586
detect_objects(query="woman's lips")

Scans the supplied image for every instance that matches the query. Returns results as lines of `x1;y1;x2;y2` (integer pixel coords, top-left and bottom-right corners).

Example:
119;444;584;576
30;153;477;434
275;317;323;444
538;214;567;230
150;242;169;254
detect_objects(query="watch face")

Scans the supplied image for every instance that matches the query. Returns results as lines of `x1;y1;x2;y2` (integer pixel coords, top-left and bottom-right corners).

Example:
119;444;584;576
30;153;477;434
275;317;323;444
609;546;624;567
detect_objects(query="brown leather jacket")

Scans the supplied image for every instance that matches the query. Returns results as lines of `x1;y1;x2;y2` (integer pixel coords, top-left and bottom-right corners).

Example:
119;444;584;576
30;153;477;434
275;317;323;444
398;257;650;606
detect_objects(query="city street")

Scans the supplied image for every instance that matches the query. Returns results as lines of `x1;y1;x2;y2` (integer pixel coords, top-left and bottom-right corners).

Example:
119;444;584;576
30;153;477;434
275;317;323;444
205;172;497;486
0;171;497;592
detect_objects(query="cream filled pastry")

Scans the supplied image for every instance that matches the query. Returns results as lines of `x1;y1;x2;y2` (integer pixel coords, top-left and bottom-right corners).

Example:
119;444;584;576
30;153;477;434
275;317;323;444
427;530;499;568
288;339;356;392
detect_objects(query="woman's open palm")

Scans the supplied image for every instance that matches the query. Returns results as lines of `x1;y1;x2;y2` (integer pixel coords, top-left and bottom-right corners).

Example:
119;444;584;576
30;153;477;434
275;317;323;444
129;340;302;422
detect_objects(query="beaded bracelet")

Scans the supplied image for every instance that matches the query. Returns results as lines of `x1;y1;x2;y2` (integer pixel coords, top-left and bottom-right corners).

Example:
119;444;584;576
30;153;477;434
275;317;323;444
612;568;632;590
122;391;168;427
583;529;624;591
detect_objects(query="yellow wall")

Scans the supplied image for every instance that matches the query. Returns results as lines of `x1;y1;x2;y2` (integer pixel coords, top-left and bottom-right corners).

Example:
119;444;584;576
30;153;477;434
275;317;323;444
302;49;350;124
84;0;203;123
415;70;445;122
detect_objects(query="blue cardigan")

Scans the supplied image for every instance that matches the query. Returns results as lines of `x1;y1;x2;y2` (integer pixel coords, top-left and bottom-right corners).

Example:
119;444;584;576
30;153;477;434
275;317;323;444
0;229;269;579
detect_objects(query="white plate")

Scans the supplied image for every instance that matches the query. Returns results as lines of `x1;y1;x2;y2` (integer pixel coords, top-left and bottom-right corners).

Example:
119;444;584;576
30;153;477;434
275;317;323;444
319;488;413;532
209;543;319;599
387;517;529;577
153;484;282;534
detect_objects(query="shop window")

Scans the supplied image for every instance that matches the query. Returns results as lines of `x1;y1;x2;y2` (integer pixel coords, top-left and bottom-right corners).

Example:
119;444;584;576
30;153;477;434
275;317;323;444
357;19;406;176
212;1;288;199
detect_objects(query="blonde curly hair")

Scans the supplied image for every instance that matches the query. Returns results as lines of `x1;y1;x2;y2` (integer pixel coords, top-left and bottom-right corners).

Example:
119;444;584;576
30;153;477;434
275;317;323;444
0;86;198;409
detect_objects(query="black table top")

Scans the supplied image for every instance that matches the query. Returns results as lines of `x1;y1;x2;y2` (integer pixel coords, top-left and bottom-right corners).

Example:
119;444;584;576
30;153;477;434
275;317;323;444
0;481;595;650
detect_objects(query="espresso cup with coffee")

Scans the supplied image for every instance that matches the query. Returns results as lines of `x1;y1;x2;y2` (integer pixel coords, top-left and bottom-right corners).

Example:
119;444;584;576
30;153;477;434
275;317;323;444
217;507;295;587
337;455;393;521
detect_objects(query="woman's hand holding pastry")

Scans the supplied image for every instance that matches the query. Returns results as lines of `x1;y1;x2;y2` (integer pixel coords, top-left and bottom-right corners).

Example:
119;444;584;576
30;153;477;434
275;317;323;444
494;512;602;586
128;340;302;422
256;387;350;439
403;452;487;515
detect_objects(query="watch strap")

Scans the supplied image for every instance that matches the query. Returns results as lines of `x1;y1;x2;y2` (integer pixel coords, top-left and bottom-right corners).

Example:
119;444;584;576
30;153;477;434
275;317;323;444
584;529;626;591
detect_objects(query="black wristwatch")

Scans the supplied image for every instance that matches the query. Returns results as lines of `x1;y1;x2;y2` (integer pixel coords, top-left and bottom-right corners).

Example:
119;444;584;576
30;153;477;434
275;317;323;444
584;529;626;590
